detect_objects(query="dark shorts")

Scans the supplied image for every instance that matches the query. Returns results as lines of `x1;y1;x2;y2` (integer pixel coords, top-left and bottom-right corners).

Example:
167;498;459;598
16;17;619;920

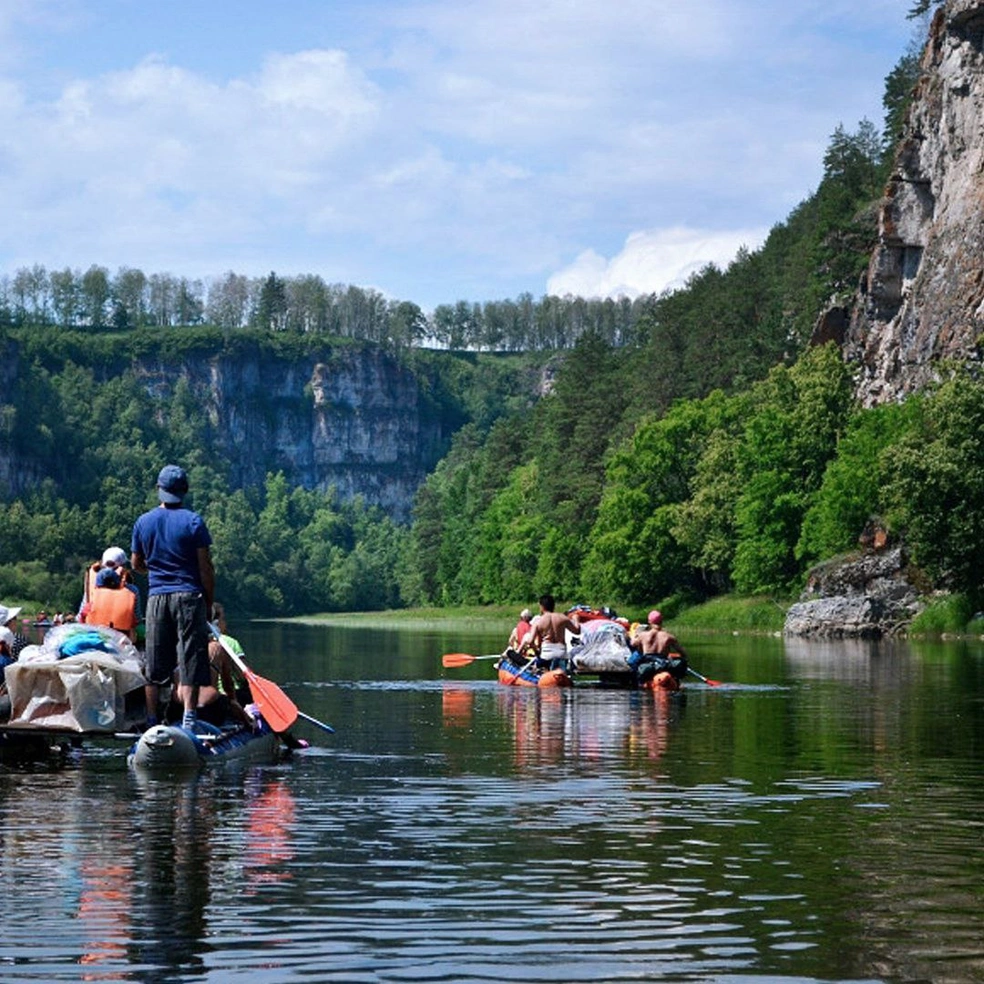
145;592;211;687
197;693;231;726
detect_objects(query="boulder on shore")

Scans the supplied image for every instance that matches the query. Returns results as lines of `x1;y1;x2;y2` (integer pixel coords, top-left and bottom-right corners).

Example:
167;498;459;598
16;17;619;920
784;543;923;639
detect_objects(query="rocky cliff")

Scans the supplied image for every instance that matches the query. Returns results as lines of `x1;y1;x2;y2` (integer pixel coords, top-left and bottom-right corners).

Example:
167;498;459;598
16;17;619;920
142;344;458;522
784;545;924;638
1;335;461;522
0;337;44;497
845;0;984;405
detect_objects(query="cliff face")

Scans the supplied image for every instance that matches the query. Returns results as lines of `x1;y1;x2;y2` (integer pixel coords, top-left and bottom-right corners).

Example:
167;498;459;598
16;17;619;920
134;344;453;522
845;0;984;404
0;338;43;497
0;337;458;521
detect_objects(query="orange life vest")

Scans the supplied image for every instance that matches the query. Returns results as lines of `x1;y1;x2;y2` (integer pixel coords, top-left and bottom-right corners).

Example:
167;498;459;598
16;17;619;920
86;585;138;633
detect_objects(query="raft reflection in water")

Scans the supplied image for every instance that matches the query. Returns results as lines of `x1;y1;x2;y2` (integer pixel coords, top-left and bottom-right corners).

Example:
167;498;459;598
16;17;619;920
0;767;299;981
494;687;685;767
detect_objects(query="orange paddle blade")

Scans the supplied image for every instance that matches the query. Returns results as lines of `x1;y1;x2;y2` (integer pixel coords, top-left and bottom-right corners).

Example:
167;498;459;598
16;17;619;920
686;666;723;687
243;668;299;732
442;653;478;668
209;620;300;732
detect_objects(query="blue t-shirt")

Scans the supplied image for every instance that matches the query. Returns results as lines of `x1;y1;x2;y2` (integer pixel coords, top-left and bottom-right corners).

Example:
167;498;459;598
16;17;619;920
131;505;213;596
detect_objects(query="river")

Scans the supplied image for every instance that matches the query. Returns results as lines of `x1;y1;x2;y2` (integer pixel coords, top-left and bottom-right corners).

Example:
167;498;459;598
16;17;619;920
0;622;982;983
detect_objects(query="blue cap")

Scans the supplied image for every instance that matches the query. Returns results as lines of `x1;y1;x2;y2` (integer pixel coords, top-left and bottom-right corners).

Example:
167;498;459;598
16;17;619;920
96;567;121;588
157;465;189;504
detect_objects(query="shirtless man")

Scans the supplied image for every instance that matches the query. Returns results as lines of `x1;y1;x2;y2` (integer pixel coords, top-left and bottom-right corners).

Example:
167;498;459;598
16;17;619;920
530;594;580;668
633;610;688;660
629;609;690;685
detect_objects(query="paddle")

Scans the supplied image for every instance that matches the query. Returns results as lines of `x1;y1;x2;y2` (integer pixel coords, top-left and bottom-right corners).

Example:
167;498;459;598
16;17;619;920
295;710;336;735
687;666;723;687
208;622;334;735
442;652;502;668
502;653;538;685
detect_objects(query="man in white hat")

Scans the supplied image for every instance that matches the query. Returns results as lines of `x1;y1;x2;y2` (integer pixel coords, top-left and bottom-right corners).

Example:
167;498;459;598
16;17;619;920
78;545;142;623
0;604;28;659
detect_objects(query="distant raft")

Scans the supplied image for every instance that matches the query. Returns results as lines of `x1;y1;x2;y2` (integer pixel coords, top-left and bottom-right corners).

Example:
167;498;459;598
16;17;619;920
494;610;688;691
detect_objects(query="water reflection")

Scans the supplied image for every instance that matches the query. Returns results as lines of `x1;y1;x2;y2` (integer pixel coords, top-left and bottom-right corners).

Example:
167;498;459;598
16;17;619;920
128;773;214;981
1;627;983;983
440;686;473;730
126;771;300;981
492;687;685;768
0;762;303;984
783;635;914;685
242;777;296;893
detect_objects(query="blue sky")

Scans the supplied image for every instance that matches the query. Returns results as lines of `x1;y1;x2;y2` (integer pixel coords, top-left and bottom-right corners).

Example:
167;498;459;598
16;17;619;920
0;0;920;311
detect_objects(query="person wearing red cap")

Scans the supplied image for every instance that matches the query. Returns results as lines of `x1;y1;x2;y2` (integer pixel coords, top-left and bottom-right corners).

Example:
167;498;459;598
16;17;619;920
637;610;687;655
628;609;689;683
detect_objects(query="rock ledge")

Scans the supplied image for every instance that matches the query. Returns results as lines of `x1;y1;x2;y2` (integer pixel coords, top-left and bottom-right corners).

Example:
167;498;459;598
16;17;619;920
784;545;924;638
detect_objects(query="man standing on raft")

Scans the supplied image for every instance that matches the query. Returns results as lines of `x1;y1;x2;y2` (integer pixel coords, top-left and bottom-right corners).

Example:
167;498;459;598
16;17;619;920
131;465;215;731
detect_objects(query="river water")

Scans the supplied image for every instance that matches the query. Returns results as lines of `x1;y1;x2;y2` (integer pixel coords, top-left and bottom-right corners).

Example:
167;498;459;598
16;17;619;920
1;622;982;983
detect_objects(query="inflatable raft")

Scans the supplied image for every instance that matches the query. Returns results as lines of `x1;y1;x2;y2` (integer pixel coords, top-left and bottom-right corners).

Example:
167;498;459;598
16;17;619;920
496;650;573;688
128;719;282;770
494;612;688;691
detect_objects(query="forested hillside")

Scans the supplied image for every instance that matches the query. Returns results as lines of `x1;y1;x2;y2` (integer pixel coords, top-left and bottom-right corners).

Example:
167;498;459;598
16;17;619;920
0;328;544;614
400;22;984;618
5;12;984;622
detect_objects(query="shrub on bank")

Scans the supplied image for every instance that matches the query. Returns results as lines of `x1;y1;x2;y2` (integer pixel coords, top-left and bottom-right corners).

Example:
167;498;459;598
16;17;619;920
908;593;979;635
671;594;787;633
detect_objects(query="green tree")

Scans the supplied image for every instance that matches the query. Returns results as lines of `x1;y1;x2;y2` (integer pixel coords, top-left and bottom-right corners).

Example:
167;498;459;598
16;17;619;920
473;462;541;603
582;396;715;604
731;344;856;594
112;266;148;327
907;1;942;18
673;416;745;592
81;265;111;328
811;120;883;302
882;43;922;159
884;375;984;596
797;400;918;564
530;332;628;596
50;268;81;328
255;272;288;331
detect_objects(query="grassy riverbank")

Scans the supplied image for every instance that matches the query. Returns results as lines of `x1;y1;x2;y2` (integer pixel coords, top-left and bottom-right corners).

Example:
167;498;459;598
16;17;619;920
283;595;792;634
284;605;519;631
670;595;788;633
283;593;983;639
907;593;984;637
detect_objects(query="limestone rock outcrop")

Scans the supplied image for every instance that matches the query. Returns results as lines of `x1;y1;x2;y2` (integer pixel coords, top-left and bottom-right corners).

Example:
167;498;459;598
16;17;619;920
784;544;924;638
134;344;454;522
0;339;459;522
845;0;984;405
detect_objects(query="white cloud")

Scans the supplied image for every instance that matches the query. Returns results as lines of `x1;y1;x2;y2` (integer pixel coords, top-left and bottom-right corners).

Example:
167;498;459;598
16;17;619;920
0;49;385;272
0;0;914;306
547;226;769;300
